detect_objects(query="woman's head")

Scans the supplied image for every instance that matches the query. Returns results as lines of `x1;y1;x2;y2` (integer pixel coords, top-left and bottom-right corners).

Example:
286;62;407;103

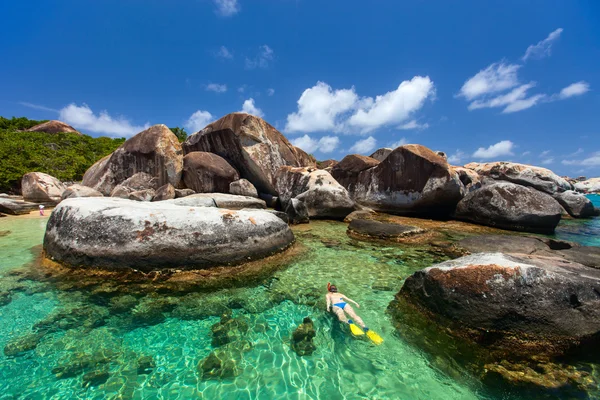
327;282;338;292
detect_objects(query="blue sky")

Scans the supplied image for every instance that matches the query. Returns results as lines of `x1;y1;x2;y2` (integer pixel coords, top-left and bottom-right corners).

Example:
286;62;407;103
1;0;599;176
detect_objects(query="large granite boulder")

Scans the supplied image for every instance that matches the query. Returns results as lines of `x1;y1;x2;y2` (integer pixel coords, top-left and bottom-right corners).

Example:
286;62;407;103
452;166;481;193
43;197;294;271
167;193;266;210
26;120;79;134
0;198;39;215
152;184;175;201
464;162;572;195
316;159;338;170
183;152;239;194
21;172;66;203
574;178;600;194
61;184;103;200
369;148;393;162
82;125;183;195
392;253;600;360
183;113;316;195
455;182;562;234
330;155;379;191
553;190;596;218
229;179;258;198
275;167;356;219
109;172;159;200
342;145;463;216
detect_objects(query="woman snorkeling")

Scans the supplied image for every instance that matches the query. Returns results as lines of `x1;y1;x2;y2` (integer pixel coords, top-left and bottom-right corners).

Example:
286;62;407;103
326;283;368;332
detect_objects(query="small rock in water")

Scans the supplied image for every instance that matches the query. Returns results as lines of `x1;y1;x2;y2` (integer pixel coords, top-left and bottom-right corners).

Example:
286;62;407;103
210;311;249;347
348;219;424;240
0;291;12;306
197;340;252;380
4;332;44;357
137;355;156;375
82;368;110;387
291;317;317;356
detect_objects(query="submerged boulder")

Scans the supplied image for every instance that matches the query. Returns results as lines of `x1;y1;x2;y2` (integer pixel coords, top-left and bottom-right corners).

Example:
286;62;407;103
22;172;66;203
553;190;596;218
82;125;183;195
43;197;294;271
347;219;424;241
26;120;79;134
183;152;239;194
275;167;356;219
465;162;572;195
291;317;317;356
183;113;315;195
343;145;463;216
455;182;563;234
61;184;103;200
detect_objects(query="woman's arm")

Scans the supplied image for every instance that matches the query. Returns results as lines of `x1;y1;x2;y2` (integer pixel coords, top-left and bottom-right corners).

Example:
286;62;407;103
342;295;360;308
326;295;331;312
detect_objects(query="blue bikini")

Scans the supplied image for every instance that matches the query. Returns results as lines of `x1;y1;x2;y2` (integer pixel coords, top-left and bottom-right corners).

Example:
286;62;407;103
333;299;347;309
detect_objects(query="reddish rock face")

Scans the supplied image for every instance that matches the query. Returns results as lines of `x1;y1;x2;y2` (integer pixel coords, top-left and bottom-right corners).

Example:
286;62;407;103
183;113;316;195
183;152;239;194
341;145;463;216
330;155;379;191
82;125;183;195
316;159;338;169
25;120;79;134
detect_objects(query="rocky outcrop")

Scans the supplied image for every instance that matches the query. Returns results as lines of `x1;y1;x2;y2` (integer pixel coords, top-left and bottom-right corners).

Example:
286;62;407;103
82;125;183;195
175;188;195;198
183;152;239;194
0;197;39;215
109;172;158;200
574;178;600;194
152;184;175;201
229;179;258;198
553;190;596;218
26;120;79;134
464;162;572;195
348;219;424;241
392;253;600;360
183;113;316;195
369;148;393;162
275;167;356;219
21;172;66;203
452;167;481;193
43;197;294;271
61;184;103;200
283;198;309;224
455;182;562;234
167;193;266;209
330;155;379;191
343;145;463;216
316;159;338;169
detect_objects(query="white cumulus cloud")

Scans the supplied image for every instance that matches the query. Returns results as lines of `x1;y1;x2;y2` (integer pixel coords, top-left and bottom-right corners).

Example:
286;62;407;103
472;140;515;159
205;83;227;93
389;138;408;148
448;150;466;165
290;135;340;154
245;45;274;69
468;82;545;113
562;152;600;167
240;98;264;118
216;46;233;59
522;28;563;61
459;63;521;101
59;103;149;137
318;136;340;153
559;81;590;99
185;110;214;133
349;136;377;154
213;0;239;16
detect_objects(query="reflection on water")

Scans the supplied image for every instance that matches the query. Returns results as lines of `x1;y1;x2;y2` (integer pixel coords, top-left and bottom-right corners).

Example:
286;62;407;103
0;209;598;399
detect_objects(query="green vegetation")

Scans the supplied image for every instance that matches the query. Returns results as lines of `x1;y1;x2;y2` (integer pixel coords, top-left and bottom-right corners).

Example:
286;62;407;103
0;117;125;192
169;127;188;142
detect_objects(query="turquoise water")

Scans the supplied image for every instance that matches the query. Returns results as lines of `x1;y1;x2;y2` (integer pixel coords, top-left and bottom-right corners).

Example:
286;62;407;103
1;207;598;399
554;195;600;246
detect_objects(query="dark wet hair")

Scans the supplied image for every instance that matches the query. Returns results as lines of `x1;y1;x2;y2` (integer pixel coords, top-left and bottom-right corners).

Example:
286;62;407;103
327;283;338;292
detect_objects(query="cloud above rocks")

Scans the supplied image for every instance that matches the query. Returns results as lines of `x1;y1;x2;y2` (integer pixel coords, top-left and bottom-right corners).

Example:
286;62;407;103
349;136;377;154
291;135;340;154
447;150;466;165
213;0;240;16
205;83;227;93
562;151;600;167
59;103;149;137
240;98;264;118
184;110;214;133
472;140;515;159
285;76;435;135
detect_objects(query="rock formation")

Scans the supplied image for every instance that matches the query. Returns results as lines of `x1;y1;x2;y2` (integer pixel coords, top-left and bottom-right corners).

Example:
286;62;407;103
61;184;103;200
152;184;175;201
574;178;600;193
330;155;380;192
25;120;79;134
183;152;239;194
369;148;393;162
229;179;258;198
0;197;39;215
553;190;596;218
21;172;66;203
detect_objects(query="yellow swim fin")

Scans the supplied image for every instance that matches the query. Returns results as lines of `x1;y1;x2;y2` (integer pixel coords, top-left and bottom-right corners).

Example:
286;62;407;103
366;330;384;345
349;323;365;336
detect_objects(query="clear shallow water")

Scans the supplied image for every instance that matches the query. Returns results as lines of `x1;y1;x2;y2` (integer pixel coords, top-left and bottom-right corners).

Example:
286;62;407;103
0;209;598;399
554;195;600;246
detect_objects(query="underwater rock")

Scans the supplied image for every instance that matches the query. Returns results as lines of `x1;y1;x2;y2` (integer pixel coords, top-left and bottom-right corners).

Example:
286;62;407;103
34;304;109;333
4;332;44;357
230;178;259;198
52;352;112;379
44;197;294;271
61;184;103;200
393;253;600;360
275;166;356;219
152;183;176;201
344;145;464;217
171;293;227;320
343;209;375;223
22;172;66;203
197;339;253;380
291;317;317;356
82;124;183;195
465;161;572;195
282;198;309;224
131;296;177;326
136;355;155;375
108;295;139;314
553;190;596;218
347;219;424;241
183;113;315;195
455;182;562;234
211;311;249;347
183;152;240;194
0;291;11;306
82;367;110;387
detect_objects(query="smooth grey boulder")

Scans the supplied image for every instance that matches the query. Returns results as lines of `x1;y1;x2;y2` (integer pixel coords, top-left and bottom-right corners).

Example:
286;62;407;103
167;193;266;209
392;252;600;359
183;152;239;194
43;197;295;271
175;189;195;198
455;182;563;234
110;172;159;200
0;198;39;215
152;184;176;201
22;172;66;203
128;189;155;202
275;167;356;219
61;185;103;200
229;179;258;198
574;178;600;193
553;190;596;218
369;148;393;162
283;198;309;224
